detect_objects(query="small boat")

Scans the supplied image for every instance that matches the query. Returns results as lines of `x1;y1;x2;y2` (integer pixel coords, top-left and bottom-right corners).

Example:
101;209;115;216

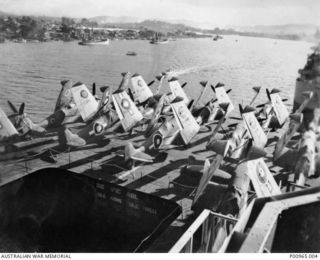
150;33;169;44
213;35;223;41
78;39;110;46
126;51;137;56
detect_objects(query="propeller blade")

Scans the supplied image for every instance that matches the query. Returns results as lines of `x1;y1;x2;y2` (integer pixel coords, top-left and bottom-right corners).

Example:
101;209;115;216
266;88;271;101
181;82;187;88
229;116;242;120
92;83;96;95
249;87;261;105
128;88;134;101
7;100;18;113
19;103;25;115
171;96;184;103
226;89;232;94
187;99;194;110
239;104;244;114
256;103;266;108
282;98;288;102
148;80;155;87
227;123;238;128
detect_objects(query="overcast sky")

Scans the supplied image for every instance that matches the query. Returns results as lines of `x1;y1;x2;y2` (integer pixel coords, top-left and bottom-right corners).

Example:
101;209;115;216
0;0;319;28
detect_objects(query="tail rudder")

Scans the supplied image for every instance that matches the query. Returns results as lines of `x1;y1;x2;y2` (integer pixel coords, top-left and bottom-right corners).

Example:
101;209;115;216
124;142;153;163
24;117;46;134
193;159;211;204
63;128;86;147
206;139;230;157
117;72;131;92
193;154;226;204
98;86;112;112
55;80;73;112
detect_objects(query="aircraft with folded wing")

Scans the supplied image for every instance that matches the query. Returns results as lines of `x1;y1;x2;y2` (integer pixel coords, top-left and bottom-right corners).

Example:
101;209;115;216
122;97;201;167
0;106;56;160
62;83;118;147
274;91;314;159
182;104;280;209
273;111;320;187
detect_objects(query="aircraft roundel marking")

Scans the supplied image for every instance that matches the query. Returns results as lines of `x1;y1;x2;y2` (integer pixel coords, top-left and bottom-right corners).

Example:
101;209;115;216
121;98;131;109
248;116;257;130
49;117;56;124
137;79;143;87
80;90;88;98
256;161;267;184
93;122;104;135
64;89;71;97
178;106;188;121
153;132;163;149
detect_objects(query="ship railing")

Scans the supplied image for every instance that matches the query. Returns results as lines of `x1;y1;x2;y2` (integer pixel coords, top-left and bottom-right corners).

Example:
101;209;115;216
169;209;237;253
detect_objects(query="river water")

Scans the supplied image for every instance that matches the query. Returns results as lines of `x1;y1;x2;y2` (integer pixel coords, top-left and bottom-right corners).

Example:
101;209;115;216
0;35;313;121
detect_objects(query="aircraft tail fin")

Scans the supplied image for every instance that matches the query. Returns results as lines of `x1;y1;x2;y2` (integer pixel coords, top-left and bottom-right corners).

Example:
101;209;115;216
295;91;314;113
116;72;131;92
268;89;289;126
124;142;154;163
187;99;194;110
155;75;164;94
245;140;267;160
54;80;73;112
246;158;281;197
206;103;230;145
192;154;225;204
64;128;86;147
98;86;112;112
241;105;268;148
144;95;166;136
207;139;230;157
273;113;303;160
0;106;19;140
23;118;46;134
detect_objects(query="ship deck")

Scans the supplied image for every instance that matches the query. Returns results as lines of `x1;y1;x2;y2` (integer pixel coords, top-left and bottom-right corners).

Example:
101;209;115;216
1;118;320;252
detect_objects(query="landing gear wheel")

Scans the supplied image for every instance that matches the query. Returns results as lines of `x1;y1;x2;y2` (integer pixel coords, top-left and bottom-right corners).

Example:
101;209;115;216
125;160;135;170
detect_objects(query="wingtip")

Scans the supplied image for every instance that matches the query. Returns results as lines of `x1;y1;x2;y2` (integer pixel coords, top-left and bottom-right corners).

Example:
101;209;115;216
241;105;255;114
252;86;261;93
270;88;281;94
171;96;184;103
219;102;230;112
200;81;208;87
168;76;179;82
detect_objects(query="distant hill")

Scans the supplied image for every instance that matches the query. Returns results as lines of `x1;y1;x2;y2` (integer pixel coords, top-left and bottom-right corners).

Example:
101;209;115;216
0;10;13;17
87;18;201;33
88;16;142;24
138;19;196;32
229;24;319;36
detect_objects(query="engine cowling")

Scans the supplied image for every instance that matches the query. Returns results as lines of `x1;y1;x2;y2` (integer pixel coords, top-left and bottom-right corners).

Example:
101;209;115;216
92;120;108;136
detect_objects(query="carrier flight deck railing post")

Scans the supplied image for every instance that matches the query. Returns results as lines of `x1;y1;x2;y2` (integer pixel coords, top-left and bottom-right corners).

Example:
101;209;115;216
169;209;237;253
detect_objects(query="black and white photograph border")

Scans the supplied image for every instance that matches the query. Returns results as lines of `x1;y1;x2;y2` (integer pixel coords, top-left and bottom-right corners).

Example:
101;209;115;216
0;0;320;255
